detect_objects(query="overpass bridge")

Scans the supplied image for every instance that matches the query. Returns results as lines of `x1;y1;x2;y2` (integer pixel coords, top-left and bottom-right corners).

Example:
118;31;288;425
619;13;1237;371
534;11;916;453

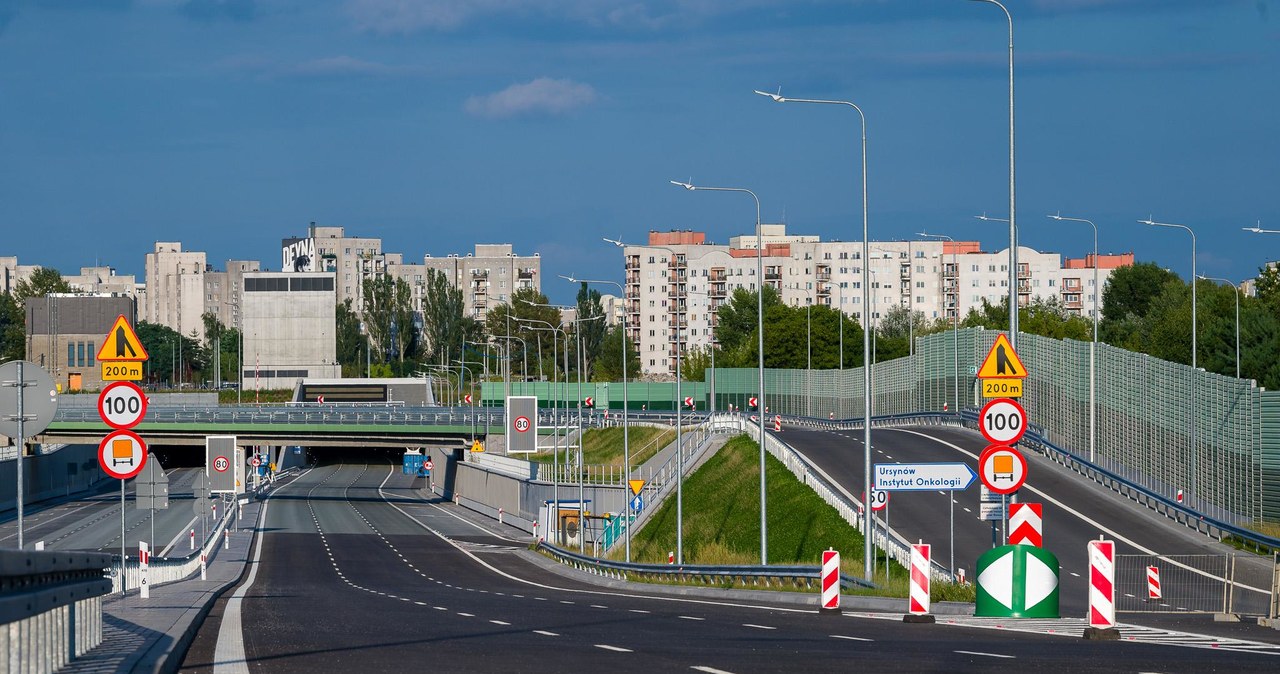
36;404;555;449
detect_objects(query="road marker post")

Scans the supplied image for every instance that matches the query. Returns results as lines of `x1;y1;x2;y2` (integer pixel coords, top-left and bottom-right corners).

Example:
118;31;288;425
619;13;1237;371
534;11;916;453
200;553;207;581
139;541;150;599
1147;566;1162;601
903;542;935;623
820;549;841;614
189;529;195;551
1084;537;1120;640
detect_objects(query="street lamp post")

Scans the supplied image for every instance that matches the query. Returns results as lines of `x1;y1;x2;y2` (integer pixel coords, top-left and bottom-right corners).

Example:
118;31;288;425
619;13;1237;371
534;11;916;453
1140;217;1198;503
514;318;563;541
1243;223;1280;235
755;89;872;580
562;274;634;563
1198;275;1241;379
668;181;770;566
968;0;1019;348
1048;213;1100;463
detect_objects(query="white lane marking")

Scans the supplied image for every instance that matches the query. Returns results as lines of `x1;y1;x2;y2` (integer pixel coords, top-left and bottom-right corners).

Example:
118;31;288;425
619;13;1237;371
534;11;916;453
434;606;448;611
595;645;633;653
1070;572;1081;578
963;507;972;513
743;624;776;630
213;476;280;674
560;600;575;605
679;616;705;621
955;650;1015;659
629;609;651;614
457;612;475;617
830;635;873;642
590;604;609;609
691;667;736;674
490;620;511;626
890;428;1270;596
533;630;559;637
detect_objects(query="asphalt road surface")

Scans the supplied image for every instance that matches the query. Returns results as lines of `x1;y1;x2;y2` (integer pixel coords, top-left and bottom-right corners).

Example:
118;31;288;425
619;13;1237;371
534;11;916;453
178;455;1280;673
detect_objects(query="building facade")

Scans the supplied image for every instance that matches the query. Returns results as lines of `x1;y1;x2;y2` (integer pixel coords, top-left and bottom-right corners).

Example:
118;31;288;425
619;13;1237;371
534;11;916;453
240;272;340;390
205;260;262;331
24;294;136;392
143;242;208;342
304;224;386;311
625;227;1133;375
420;244;540;319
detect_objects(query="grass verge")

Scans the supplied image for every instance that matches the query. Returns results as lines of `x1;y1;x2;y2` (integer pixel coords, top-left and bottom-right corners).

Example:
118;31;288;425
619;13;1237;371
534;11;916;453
525;427;676;466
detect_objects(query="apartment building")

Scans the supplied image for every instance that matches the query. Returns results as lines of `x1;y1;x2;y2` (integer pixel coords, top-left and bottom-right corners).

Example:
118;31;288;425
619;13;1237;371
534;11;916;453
304;223;387;310
143;242;207;342
625;227;1132;375
205;260;262;331
420;244;540;319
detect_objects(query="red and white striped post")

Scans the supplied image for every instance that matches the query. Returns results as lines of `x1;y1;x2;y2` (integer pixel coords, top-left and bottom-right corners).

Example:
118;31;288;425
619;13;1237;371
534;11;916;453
1084;537;1120;639
139;541;150;599
1176;489;1184;504
820;549;841;614
200;553;207;581
1146;566;1162;600
189;529;195;551
773;415;782;432
223;528;230;550
903;542;935;623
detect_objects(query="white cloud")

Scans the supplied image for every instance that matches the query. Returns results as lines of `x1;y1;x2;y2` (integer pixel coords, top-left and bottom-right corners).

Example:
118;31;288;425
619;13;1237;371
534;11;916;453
464;77;598;119
343;0;767;34
215;54;419;79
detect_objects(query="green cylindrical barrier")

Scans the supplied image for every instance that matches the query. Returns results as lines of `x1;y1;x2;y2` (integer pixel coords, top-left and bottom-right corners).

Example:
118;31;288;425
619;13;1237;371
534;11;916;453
975;544;1060;618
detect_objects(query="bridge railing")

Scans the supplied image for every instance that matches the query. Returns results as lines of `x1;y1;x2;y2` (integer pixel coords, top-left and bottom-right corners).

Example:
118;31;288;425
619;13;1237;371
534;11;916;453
1;549;112;673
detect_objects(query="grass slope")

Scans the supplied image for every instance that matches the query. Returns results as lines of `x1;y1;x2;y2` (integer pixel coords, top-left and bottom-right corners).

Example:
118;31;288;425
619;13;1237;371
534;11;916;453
526;427;675;466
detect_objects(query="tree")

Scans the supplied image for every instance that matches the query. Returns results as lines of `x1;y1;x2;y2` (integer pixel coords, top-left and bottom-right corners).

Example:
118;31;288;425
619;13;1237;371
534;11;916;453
485;287;560;380
361;275;414;366
1018;296;1092;341
1100;262;1179;343
1255;262;1280;307
14;268;72;300
0;293;23;362
593;324;641;382
389;278;419;366
713;285;781;358
335;298;363;377
575;283;606;379
420;270;466;366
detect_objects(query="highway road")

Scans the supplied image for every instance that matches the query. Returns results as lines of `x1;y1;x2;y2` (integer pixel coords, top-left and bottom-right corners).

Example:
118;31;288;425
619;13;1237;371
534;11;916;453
176;454;1280;673
778;423;1275;618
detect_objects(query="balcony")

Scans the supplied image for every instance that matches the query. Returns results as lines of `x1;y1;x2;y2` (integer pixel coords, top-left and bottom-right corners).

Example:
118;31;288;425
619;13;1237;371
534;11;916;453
471;269;488;278
709;270;727;282
900;265;911;279
625;257;640;270
943;264;958;278
1018;282;1032;294
1018;265;1031;279
765;271;782;280
668;318;688;328
817;283;832;296
518;268;536;279
816;269;831;282
710;283;727;297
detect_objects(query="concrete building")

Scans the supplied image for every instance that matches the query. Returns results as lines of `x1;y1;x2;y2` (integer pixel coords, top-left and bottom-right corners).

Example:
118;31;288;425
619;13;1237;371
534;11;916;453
240;271;340;390
64;266;140;300
421;244;540;319
625;227;1133;375
24;294;136;392
143;242;208;342
205;260;262;331
303;223;386;311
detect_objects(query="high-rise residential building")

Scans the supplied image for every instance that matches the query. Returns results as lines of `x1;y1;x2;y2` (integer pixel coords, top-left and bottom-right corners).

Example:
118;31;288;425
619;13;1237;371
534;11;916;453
205;260;262;331
63;266;139;299
143;242;208;342
624;227;1133;376
303;223;386;311
420;244;540;319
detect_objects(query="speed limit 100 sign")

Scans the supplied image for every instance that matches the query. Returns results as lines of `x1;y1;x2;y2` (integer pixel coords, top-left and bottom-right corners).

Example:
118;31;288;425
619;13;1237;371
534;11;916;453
979;398;1027;446
98;381;148;430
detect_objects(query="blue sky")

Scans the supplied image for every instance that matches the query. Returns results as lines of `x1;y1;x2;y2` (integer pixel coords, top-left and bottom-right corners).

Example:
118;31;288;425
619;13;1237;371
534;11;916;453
1;0;1277;304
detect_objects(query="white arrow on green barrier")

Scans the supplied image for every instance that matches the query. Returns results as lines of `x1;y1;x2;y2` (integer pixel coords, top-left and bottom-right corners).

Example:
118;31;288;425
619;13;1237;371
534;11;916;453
873;462;978;491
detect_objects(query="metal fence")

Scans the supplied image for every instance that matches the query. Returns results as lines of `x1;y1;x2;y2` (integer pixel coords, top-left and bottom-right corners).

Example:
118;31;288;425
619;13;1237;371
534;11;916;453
1115;554;1235;614
713;328;1278;525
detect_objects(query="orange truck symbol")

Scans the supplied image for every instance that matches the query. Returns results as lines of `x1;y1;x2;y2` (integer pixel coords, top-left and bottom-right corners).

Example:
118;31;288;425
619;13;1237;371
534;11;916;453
111;439;134;466
992;454;1014;482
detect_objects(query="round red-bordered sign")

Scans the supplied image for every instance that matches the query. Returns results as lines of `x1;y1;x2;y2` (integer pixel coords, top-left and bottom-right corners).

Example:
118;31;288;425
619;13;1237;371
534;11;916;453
979;444;1027;495
98;429;148;480
979;398;1026;446
513;416;531;433
863;490;890;511
98;381;148;430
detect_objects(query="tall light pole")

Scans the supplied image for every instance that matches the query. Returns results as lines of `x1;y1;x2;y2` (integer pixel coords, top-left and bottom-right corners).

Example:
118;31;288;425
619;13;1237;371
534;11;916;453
1243;223;1280;235
1140;217;1198;503
514;317;563;541
1198;275;1241;379
918;233;961;416
968;0;1018;348
1048;213;1100;463
755;88;872;580
562;274;634;562
605;238;689;564
668;181;770;566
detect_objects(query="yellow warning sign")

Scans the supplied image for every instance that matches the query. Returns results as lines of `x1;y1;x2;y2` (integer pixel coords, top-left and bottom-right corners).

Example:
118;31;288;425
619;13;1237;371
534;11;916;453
470;440;485;453
96;315;149;362
628;479;645;496
102;362;143;381
977;333;1026;379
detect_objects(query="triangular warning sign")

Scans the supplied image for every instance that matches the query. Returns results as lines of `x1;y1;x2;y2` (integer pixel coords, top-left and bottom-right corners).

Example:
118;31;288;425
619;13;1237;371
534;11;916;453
628;479;645;496
977;333;1026;379
96;315;149;362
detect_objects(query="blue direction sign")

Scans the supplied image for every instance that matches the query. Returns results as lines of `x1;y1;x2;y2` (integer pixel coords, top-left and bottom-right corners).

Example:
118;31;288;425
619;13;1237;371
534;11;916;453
874;462;978;492
630;495;644;512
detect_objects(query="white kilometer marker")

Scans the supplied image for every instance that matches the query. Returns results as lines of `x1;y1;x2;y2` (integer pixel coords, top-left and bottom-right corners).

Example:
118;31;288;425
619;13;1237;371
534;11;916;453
595;645;633;653
679;616;705;621
955;651;1015;659
490;620;511;626
691;667;736;674
534;630;559;637
743;624;776;630
830;635;873;642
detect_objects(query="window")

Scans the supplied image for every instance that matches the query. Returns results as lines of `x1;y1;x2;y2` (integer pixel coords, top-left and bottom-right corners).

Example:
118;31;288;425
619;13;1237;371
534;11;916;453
88;342;95;367
917;296;925;304
916;281;925;289
67;343;75;368
916;265;924;273
971;265;980;272
1049;279;1056;287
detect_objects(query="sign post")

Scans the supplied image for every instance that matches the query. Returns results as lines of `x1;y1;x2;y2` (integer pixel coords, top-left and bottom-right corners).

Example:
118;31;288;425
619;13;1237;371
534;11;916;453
98;429;148;594
0;360;58;551
507;396;538;454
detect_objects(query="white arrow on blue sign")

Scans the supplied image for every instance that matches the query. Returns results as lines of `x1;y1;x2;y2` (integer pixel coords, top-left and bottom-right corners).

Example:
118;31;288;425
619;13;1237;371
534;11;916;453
874;463;978;492
630;495;644;512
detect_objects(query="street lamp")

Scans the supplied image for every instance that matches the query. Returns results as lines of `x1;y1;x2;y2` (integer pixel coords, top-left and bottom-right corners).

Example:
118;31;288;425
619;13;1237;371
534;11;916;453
667;181;771;566
1243;222;1280;235
1197;275;1241;379
1048;212;1100;463
967;0;1019;348
513;316;564;539
604;237;690;564
754;88;872;579
562;274;635;563
451;360;478;441
917;233;962;416
1140;216;1198;503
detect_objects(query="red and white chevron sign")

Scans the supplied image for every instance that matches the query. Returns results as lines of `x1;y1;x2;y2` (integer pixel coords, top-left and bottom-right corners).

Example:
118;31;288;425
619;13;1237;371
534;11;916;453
1147;566;1162;600
820;549;840;612
1007;502;1043;547
908;543;931;615
1088;539;1116;629
773;415;782;432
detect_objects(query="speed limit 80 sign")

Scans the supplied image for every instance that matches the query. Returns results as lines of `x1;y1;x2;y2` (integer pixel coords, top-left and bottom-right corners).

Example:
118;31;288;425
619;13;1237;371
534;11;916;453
979;398;1027;446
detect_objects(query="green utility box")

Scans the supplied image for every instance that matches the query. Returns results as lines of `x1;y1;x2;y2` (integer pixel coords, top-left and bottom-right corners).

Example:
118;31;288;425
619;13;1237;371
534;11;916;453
975;544;1060;618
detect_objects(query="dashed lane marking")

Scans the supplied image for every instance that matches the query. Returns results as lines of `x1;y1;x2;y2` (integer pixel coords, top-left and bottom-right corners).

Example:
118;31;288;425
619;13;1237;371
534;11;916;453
533;630;559;637
743;624;776;630
830;635;873;642
691;667;736;674
955;651;1015;659
595;645;633;653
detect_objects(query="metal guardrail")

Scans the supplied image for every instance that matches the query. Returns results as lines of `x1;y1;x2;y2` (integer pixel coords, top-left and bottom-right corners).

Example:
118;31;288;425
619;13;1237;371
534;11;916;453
536;541;877;591
0;549;112;673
